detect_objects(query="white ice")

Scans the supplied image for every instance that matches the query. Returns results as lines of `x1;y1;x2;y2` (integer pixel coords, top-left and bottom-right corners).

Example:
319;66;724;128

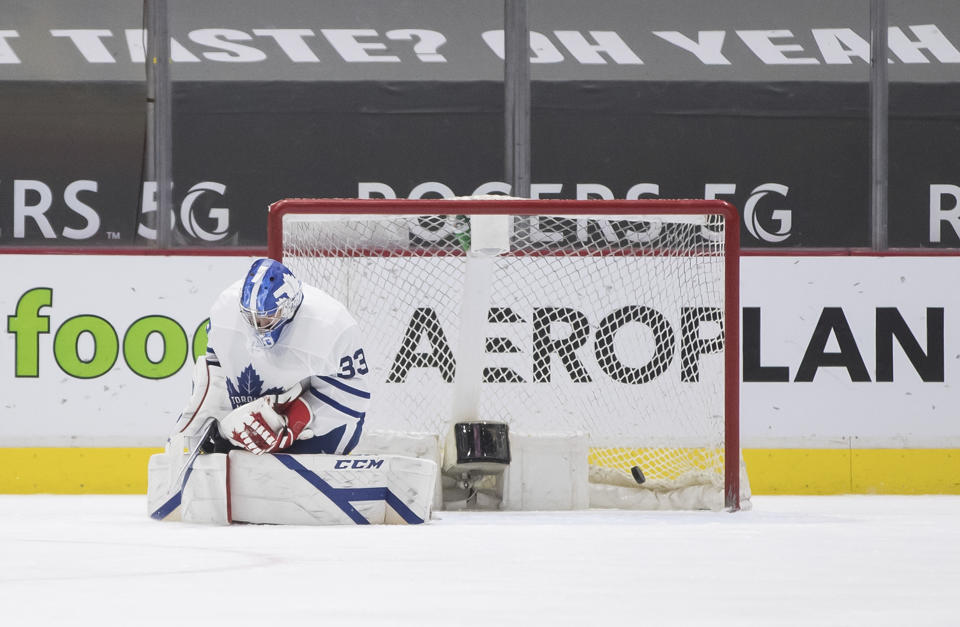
0;495;958;627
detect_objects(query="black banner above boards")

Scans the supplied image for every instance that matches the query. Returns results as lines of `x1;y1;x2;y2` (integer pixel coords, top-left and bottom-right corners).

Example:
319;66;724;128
0;82;147;245
0;0;958;248
173;80;877;248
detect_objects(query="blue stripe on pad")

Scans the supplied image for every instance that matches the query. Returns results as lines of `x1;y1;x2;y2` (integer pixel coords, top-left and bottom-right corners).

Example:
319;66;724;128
273;454;424;525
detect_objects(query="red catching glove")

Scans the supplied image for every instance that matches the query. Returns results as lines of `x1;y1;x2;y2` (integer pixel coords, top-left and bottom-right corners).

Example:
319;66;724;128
218;385;312;455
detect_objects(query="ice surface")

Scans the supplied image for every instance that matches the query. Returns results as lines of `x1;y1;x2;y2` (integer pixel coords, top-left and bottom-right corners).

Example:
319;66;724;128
0;495;958;626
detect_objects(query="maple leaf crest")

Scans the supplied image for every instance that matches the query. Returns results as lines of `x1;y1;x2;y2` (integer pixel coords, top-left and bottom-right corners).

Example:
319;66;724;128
225;364;284;408
230;364;263;397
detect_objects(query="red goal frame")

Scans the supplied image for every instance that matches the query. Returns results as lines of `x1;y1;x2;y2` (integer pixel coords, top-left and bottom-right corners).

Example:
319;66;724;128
268;198;741;510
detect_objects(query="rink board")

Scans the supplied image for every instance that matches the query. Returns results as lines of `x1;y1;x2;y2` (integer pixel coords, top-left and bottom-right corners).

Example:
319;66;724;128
2;253;960;494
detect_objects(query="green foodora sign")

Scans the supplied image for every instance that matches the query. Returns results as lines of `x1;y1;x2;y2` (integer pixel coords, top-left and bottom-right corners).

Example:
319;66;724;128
8;287;208;380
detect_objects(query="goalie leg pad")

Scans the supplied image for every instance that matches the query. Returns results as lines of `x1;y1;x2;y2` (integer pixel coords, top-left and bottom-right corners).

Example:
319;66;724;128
148;442;228;523
228;452;436;525
180;454;231;524
161;451;437;525
148;451;189;521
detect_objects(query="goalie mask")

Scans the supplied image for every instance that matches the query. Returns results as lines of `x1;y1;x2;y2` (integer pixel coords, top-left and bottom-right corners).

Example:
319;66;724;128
239;258;303;348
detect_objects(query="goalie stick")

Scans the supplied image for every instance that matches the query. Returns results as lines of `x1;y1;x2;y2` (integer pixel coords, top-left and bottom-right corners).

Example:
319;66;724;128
149;417;218;520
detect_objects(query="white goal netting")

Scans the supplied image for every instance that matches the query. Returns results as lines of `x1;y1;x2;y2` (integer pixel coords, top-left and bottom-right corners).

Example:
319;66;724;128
271;198;744;510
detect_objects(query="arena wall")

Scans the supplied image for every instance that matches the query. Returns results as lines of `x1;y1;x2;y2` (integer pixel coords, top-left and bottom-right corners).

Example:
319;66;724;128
0;252;956;494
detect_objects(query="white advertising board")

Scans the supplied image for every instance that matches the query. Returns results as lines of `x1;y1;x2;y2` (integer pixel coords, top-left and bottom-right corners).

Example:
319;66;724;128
0;254;257;445
1;254;958;448
741;256;960;448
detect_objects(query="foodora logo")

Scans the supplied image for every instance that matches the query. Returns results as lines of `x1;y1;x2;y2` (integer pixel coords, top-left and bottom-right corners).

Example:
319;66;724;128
7;287;208;379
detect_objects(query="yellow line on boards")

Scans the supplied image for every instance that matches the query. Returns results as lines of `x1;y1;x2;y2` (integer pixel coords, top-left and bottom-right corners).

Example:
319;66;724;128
0;448;958;495
0;448;161;494
743;448;960;495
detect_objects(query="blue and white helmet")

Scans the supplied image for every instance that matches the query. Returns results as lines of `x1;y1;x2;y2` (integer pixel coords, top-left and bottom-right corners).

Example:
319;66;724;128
239;258;303;347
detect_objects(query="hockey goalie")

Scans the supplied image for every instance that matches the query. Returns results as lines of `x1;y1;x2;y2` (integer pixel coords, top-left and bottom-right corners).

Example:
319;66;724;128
147;258;436;525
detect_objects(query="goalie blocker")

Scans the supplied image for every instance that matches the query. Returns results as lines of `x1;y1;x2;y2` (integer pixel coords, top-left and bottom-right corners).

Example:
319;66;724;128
147;449;437;525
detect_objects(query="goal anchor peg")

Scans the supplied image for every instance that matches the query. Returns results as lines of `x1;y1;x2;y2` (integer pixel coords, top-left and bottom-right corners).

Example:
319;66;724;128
441;422;511;510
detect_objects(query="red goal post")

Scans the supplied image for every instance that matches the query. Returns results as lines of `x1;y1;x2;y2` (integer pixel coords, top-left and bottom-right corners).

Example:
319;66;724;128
268;198;742;511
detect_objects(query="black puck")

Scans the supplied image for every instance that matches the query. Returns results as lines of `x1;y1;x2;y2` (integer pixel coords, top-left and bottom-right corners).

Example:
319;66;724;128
630;466;646;485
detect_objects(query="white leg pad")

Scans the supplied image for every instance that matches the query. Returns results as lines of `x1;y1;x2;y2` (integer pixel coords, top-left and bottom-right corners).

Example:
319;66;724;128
147;451;190;521
162;451;436;525
230;452;436;525
148;451;230;523
180;454;231;524
352;430;444;511
150;450;437;525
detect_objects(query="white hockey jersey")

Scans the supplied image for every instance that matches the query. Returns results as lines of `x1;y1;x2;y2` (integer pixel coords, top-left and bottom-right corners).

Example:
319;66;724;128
203;279;370;454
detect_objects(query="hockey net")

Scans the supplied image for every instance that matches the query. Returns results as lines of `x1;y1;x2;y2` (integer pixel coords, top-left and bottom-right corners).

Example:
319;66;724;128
268;198;745;510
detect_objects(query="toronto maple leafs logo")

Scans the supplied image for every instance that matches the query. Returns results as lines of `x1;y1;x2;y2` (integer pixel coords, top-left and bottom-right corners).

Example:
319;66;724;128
226;364;284;408
274;273;300;306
